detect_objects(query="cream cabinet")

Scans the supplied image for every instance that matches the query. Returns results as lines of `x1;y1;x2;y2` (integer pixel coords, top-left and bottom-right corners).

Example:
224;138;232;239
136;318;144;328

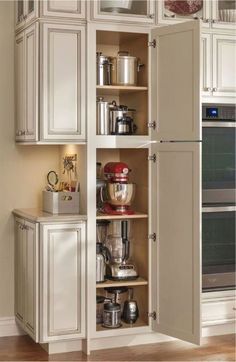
41;0;86;19
14;214;86;343
15;217;39;342
15;22;86;143
91;0;155;24
15;0;38;31
201;32;236;100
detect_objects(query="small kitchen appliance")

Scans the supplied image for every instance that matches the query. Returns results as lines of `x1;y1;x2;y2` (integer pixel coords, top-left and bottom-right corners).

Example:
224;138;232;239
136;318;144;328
105;220;138;280
102;302;122;328
122;288;139;324
104;287;128;313
109;102;136;135
101;162;135;215
96;220;111;283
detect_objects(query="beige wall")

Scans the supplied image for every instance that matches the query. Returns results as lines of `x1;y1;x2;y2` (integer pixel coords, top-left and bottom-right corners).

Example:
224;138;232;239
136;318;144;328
0;2;60;317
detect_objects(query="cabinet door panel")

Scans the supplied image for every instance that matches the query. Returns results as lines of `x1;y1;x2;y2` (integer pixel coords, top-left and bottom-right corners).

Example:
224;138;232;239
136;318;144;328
201;33;212;97
151;142;201;344
42;1;86;19
213;34;236;97
151;21;200;141
41;23;86;141
15;218;25;326
40;223;85;342
24;221;38;342
24;23;38;141
15;32;25;141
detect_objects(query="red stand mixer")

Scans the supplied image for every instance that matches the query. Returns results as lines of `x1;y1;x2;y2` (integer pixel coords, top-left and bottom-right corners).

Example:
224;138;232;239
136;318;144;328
101;162;136;215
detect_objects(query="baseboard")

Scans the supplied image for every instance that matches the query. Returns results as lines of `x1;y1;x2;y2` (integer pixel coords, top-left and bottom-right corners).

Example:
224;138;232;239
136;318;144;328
202;321;236;337
0;317;25;337
40;339;82;354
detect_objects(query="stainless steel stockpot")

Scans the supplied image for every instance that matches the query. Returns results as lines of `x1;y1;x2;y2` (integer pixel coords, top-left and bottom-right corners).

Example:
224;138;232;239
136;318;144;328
111;51;144;86
96;52;112;85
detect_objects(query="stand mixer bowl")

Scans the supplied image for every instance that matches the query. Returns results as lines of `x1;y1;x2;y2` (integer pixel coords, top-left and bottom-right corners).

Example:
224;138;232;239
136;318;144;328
106;183;135;208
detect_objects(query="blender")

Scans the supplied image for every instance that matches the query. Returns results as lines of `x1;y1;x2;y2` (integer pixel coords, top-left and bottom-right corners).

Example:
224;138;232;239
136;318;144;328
105;220;138;280
96;220;111;283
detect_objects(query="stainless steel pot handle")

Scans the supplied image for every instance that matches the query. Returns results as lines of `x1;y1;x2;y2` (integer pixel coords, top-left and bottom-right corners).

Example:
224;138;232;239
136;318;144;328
118;51;129;56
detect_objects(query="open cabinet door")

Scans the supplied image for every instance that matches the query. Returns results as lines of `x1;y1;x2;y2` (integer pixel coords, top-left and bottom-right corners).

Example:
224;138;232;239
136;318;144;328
150;21;201;141
151;142;201;344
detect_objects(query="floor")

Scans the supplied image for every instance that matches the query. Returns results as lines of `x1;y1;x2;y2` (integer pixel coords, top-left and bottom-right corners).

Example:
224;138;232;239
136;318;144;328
0;334;235;361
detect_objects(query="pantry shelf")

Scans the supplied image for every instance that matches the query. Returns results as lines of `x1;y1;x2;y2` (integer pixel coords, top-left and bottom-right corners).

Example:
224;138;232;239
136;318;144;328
96;85;148;95
96;318;148;332
96;212;148;220
96;277;148;289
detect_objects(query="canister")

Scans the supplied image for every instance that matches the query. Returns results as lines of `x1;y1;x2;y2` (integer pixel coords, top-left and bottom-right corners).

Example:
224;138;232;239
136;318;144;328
96;97;110;135
102;302;122;328
96;52;112;85
111;51;144;86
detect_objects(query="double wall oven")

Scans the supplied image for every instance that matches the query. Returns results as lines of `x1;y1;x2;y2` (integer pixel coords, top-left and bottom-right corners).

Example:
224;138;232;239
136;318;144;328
202;104;236;291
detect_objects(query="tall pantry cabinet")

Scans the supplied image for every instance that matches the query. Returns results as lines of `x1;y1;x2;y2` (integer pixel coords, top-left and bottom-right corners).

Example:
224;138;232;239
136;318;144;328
14;0;202;354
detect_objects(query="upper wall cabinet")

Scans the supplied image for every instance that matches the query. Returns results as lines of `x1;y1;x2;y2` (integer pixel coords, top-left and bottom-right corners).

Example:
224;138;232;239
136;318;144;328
15;22;86;143
15;0;39;31
157;0;236;29
91;0;155;24
41;0;86;20
201;32;236;100
15;1;86;30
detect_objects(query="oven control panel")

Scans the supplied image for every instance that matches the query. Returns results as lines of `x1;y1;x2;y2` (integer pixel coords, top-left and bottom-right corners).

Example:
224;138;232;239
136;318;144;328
202;105;236;121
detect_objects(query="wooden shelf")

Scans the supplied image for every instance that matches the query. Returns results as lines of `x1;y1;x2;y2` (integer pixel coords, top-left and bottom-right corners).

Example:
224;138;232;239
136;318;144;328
96;85;148;95
96;277;148;289
96;318;148;331
96;212;148;220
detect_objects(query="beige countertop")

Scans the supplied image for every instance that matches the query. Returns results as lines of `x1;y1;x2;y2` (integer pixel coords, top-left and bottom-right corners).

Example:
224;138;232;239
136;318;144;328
13;208;87;223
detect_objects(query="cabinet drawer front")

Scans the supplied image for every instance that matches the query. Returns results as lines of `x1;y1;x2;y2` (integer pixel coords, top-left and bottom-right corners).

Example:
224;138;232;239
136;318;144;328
41;23;86;141
40;223;86;342
202;297;236;325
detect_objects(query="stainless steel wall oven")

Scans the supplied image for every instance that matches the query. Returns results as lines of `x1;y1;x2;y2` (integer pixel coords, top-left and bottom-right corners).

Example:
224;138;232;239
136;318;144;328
202;104;236;291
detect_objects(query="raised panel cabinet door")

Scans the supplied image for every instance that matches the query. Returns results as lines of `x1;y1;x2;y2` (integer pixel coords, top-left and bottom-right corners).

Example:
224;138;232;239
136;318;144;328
212;34;236;97
201;33;212;97
14;218;25;327
24;23;39;141
41;1;86;19
15;31;25;141
24;221;39;342
40;223;86;342
151;21;201;141
41;23;86;141
151;142;201;344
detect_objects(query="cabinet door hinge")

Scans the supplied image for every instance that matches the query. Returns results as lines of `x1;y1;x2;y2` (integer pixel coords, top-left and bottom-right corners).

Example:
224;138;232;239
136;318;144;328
148;154;156;163
148;39;156;48
149;233;157;242
148;311;157;320
148;121;156;130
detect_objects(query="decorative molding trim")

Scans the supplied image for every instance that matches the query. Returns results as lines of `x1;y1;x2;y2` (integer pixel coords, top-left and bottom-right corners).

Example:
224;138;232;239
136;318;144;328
0;317;25;337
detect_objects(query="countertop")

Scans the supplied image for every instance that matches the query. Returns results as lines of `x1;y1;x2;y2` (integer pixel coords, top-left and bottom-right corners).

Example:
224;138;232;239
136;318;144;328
13;208;87;223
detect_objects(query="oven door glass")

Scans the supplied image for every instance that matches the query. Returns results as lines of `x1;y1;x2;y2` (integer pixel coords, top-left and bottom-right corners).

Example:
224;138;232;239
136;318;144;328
202;210;235;291
202;127;236;203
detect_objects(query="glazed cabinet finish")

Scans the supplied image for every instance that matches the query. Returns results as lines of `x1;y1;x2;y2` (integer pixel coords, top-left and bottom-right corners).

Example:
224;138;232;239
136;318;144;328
40;223;86;342
15;0;38;31
15;23;38;142
15;217;39;342
41;0;86;19
41;23;86;141
201;32;236;100
91;0;155;24
212;33;236;97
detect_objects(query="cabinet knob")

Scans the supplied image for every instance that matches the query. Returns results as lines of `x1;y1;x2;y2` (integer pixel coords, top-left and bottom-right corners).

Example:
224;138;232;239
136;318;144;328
203;87;212;92
213;87;218;92
147;13;154;19
202;18;210;23
164;13;176;18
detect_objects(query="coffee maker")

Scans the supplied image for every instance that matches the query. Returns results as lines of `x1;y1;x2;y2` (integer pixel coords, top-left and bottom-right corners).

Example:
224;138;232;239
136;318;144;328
105;220;138;280
101;162;136;215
